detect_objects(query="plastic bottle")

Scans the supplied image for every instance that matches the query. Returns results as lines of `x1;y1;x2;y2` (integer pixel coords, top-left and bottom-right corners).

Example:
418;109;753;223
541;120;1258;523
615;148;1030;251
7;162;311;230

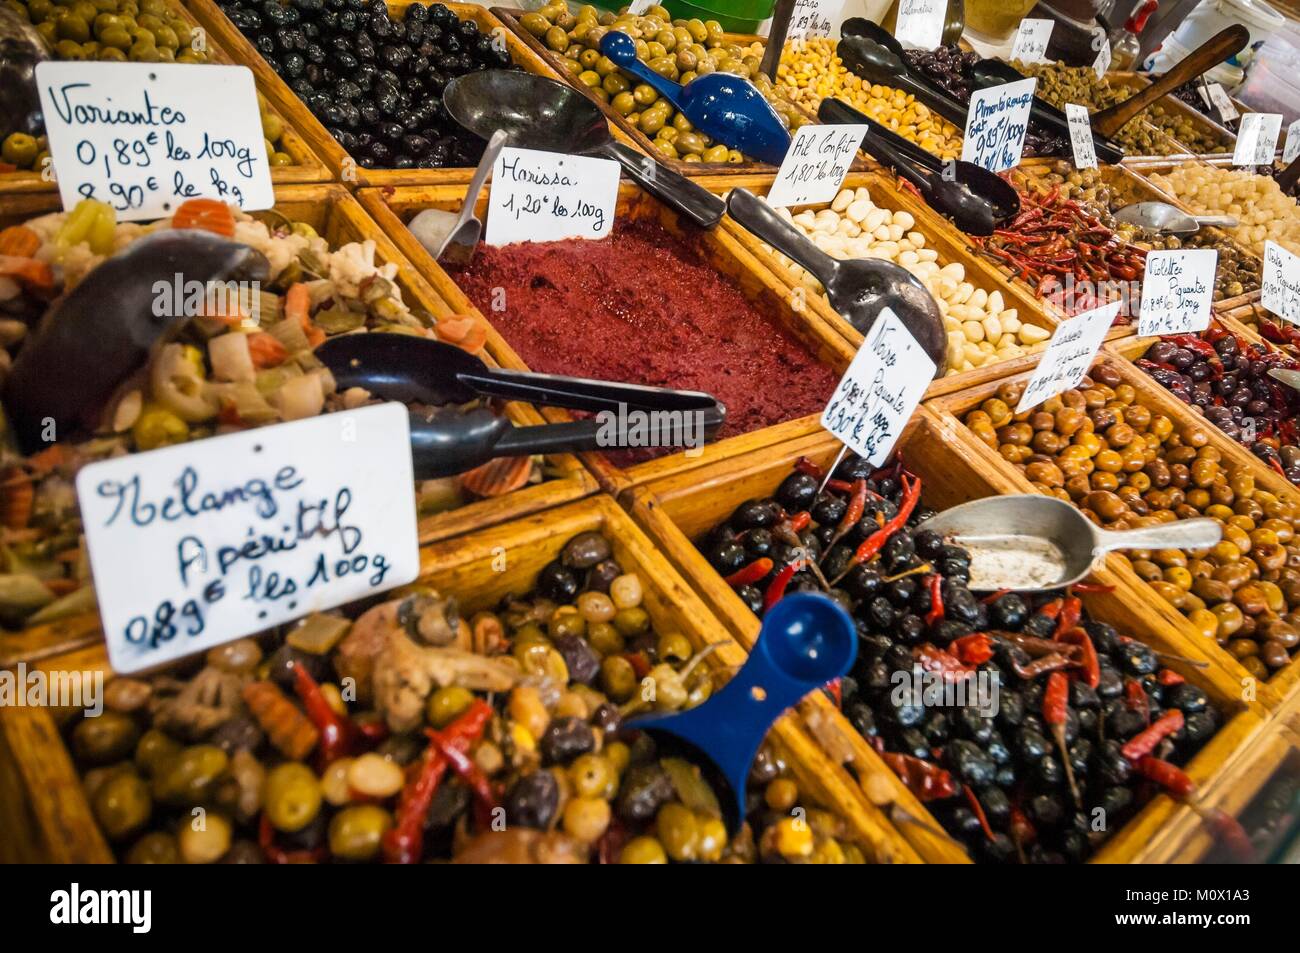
1109;0;1158;71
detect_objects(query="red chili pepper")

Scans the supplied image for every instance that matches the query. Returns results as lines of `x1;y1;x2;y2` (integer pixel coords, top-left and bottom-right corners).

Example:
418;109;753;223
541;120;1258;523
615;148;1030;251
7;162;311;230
595;818;629;864
292;661;357;766
763;561;802;612
1136;756;1195;798
925;574;945;626
1202;808;1256;862
786;510;812;534
793;456;824;479
1044;672;1082;808
913;644;975;681
1010;652;1074;679
426;726;500;831
824;480;868;556
824;677;842;708
382;699;492;864
1156;668;1185;686
1124;678;1150;724
724;557;773;587
623;651;651;679
963;785;996;842
952;632;994;666
844;473;922;569
259;813;327;864
1053;596;1082;640
980;588;1012;605
1055;627;1100;689
880;752;958;801
1009;805;1036;850
1122;709;1185;762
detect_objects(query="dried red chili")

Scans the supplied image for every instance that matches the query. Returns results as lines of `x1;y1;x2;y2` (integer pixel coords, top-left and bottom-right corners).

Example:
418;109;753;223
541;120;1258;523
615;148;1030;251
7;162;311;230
1121;709;1185;762
1056;627;1100;689
763;561;803;612
832;473;922;583
925;574;945;627
1044;672;1082;808
952;633;994;666
292;661;358;766
1135;756;1195;798
880;752;958;801
724;557;773;587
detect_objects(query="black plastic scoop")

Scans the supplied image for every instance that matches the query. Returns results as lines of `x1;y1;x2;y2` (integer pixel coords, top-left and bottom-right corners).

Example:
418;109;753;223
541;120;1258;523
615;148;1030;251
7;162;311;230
724;188;947;373
443;70;723;230
818;98;1019;235
315;334;726;478
970;59;1126;165
837;35;969;129
840;16;908;59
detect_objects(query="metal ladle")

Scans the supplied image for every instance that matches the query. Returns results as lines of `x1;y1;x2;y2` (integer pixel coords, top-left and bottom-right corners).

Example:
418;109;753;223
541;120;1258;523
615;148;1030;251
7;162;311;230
724;187;948;371
1112;201;1238;235
407;128;507;265
443;70;724;229
915;495;1222;592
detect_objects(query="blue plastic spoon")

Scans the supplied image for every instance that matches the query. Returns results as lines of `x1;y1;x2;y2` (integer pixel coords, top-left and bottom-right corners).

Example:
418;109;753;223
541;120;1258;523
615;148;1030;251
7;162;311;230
599;30;791;166
626;592;857;832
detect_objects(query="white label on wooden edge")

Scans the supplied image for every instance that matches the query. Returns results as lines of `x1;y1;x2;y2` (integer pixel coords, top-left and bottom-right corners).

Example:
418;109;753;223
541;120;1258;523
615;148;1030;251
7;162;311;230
1263;240;1300;325
787;0;844;41
820;308;935;465
1010;19;1054;64
1066;103;1098;170
35;62;274;222
767;123;866;208
1015;301;1120;413
1285;119;1300;165
1092;38;1111;80
1198;83;1239;123
1137;248;1218;336
1234;112;1283;166
79;404;420;674
486;146;619;246
894;0;946;51
962;78;1037;173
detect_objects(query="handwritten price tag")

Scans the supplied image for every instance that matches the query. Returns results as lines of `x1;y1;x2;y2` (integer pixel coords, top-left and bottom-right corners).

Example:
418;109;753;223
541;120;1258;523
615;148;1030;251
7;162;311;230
787;0;843;41
767;123;866;208
1010;19;1054;64
962;77;1037;173
78;404;421;674
819;308;935;465
1234;112;1283;166
1197;83;1239;123
1137;249;1217;336
1285;119;1300;164
894;0;945;51
486;146;619;246
1066;103;1098;170
1092;37;1111;80
1015;301;1119;413
35;62;273;222
1263;240;1300;325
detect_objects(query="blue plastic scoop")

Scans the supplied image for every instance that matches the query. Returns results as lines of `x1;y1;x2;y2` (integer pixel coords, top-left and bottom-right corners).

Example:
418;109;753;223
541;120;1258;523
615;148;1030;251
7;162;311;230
627;592;857;832
599;30;791;166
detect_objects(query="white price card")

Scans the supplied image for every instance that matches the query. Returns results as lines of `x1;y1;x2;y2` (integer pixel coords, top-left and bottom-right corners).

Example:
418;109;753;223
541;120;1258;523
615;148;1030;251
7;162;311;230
894;0;946;51
1066;103;1098;170
78;404;421;674
1197;83;1239;123
1234;112;1283;166
35;62;274;222
1137;248;1218;336
1015;301;1120;413
1285;119;1300;164
1010;19;1054;64
627;0;655;13
767;123;867;208
1091;38;1111;80
819;308;935;465
1263;240;1300;325
787;0;844;41
962;78;1037;173
486;146;619;246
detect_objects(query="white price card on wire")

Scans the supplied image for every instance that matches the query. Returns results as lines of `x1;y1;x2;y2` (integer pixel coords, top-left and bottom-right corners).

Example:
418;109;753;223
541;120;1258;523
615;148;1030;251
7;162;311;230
78;404;421;674
894;0;946;51
1015;301;1119;413
1092;37;1111;80
1197;83;1239;123
486;146;619;246
1234;112;1283;166
1066;103;1098;170
1284;119;1300;164
787;0;844;41
1009;19;1054;64
34;62;273;222
767;123;866;208
819;308;935;465
1263;240;1300;325
962;78;1037;173
1137;249;1217;336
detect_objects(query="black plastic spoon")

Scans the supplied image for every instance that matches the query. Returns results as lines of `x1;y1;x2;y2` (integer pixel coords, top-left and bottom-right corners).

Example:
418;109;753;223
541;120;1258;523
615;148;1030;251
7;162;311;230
443;70;724;230
818;98;1019;235
837;35;970;129
724;188;947;373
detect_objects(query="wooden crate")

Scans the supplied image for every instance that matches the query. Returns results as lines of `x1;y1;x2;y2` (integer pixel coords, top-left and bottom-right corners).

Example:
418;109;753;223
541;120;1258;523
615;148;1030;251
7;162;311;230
0;494;917;863
624;407;1264;863
183;0;566;187
0;0;328;197
927;346;1299;710
1105;72;1238;161
709;170;1074;399
0;185;596;668
358;180;860;496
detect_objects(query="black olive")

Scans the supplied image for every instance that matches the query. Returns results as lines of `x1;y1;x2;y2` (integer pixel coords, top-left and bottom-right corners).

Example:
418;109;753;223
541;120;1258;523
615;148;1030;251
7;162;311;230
946;739;996;788
996;690;1024;729
956;706;993;745
846;701;876;738
988;592;1028;629
809;493;846;527
552;634;599;686
1028;793;1064;828
1166;683;1208;714
867;596;896;629
921;710;950;745
1093;740;1132;786
775;473;818;510
1096;667;1124;699
884;644;913;672
843;564;882;600
1036;754;1063;786
885;688;926;729
1016;728;1051;762
539;717;595;763
535;560;578;601
709;541;747;575
822;545;854;582
1069;681;1100;709
887;577;917;606
913;528;943;559
504;771;558;830
930;619;971;647
861;658;892;693
1182;709;1217;744
895;727;930;760
981;832;1016;863
895;613;925;645
978;786;1011;825
1121;641;1158;676
730;498;781;529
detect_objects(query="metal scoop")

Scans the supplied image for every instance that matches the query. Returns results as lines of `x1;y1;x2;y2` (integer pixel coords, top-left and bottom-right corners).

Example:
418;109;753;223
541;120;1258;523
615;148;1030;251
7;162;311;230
725;187;948;372
629;592;856;832
408;129;506;266
916;494;1223;592
443;70;723;229
1112;201;1237;235
818;98;1020;235
599;30;791;166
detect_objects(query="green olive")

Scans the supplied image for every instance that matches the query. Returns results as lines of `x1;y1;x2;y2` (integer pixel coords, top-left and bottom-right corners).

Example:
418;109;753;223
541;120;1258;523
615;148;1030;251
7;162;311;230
519;11;549;36
264;762;322;833
328;805;393;861
1;132;39;168
544;25;568;51
426;685;474;728
152;745;228;806
57;13;90;42
93;770;152;841
72;711;140;765
125;831;179;864
134;727;182;776
612;606;650;637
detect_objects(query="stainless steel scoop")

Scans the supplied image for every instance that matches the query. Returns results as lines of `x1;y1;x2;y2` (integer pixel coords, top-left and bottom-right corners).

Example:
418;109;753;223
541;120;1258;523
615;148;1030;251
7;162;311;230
1112;201;1237;235
915;495;1222;592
